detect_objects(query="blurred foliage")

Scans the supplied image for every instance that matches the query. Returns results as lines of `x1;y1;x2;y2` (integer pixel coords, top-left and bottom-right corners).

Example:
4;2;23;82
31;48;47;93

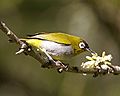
0;0;120;96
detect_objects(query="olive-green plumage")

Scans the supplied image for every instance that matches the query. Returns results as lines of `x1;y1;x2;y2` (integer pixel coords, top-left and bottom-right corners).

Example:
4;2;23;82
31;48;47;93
21;32;91;60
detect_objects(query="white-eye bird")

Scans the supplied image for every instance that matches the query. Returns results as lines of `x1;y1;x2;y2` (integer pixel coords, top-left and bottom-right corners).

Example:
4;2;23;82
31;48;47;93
21;32;94;61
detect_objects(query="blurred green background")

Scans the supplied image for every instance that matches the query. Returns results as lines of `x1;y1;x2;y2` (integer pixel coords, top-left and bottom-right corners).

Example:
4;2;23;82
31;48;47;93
0;0;120;96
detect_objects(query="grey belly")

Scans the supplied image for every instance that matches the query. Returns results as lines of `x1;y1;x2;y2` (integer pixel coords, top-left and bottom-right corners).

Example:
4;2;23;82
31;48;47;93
40;41;74;59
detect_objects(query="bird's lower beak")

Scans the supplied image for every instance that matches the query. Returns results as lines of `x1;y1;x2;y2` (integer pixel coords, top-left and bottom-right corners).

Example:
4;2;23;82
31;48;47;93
86;47;96;54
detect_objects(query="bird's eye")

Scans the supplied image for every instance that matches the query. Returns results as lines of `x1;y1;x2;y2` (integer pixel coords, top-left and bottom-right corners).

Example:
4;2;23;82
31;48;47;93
79;42;85;49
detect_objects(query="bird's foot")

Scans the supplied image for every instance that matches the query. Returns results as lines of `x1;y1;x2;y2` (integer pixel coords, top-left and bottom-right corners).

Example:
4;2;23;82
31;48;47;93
55;61;68;73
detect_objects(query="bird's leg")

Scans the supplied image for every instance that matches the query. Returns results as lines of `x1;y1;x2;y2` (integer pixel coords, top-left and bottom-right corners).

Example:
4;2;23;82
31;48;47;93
55;60;68;73
37;48;55;68
38;48;68;72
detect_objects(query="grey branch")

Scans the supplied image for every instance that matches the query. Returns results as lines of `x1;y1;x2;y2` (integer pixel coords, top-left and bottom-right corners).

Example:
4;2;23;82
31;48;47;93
0;21;120;77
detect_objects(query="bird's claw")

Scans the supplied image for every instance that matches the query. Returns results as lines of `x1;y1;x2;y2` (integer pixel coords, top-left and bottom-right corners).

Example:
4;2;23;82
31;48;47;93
55;61;68;73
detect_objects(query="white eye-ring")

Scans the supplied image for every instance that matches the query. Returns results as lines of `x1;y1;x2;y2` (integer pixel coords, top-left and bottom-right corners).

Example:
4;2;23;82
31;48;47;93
79;42;85;49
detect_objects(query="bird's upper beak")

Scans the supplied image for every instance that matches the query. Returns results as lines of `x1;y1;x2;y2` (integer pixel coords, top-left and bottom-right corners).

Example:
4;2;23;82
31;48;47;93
86;47;96;54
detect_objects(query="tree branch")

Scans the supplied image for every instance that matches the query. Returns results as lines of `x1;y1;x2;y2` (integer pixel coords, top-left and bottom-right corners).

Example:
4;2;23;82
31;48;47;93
0;21;120;77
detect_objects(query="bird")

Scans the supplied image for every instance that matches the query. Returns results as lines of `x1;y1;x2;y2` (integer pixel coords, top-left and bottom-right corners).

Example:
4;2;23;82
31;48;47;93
21;32;94;61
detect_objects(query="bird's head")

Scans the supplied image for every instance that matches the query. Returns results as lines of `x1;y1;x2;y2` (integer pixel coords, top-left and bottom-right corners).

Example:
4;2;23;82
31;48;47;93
78;40;95;54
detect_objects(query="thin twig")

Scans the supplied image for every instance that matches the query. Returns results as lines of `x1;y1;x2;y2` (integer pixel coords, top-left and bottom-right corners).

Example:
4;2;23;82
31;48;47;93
0;21;120;77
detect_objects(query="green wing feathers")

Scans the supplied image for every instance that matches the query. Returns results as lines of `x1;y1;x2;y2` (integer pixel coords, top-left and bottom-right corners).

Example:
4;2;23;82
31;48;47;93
27;32;73;45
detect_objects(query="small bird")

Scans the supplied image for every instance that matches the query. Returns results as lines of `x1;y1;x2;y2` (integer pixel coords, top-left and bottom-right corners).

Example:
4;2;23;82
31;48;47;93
21;32;94;61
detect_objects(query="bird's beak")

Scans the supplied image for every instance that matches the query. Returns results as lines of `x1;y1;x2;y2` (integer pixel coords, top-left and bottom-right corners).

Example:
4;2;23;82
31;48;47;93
86;47;96;54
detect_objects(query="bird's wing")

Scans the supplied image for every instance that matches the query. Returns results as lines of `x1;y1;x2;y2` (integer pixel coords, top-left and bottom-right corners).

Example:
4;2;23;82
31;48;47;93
27;32;71;45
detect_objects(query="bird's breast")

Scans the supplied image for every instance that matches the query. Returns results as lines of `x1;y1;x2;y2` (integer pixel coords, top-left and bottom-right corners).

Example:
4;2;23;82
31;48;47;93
40;41;74;60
